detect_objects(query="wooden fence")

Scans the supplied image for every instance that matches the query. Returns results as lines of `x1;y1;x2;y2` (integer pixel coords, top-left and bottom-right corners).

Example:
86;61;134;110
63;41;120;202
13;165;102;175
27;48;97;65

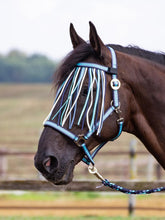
0;179;165;192
0;140;165;216
0;140;164;180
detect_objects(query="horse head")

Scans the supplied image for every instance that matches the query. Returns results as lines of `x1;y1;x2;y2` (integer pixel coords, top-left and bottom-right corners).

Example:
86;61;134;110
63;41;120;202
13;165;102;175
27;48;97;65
34;22;132;185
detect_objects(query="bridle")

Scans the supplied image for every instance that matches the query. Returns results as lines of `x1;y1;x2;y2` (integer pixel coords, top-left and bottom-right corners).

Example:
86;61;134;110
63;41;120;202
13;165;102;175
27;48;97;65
43;46;165;194
44;46;124;165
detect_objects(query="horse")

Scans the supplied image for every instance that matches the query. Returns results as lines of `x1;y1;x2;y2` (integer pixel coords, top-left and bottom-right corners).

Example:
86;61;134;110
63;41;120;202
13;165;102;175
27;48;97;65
34;22;165;186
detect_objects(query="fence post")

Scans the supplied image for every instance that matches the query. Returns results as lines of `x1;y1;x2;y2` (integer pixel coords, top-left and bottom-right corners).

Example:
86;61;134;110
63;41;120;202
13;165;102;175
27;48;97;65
0;148;8;178
156;163;162;180
147;155;154;181
128;139;137;217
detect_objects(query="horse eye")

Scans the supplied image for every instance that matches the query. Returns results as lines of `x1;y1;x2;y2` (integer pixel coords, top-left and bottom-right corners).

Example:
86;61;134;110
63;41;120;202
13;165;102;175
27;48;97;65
82;87;96;96
82;87;88;96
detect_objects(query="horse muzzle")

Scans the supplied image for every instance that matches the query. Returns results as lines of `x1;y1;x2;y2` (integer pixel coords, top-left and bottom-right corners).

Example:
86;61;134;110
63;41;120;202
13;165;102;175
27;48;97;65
34;154;75;185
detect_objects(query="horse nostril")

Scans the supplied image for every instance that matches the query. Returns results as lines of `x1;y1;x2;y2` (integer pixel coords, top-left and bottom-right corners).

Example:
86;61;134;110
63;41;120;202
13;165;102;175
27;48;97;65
43;156;58;174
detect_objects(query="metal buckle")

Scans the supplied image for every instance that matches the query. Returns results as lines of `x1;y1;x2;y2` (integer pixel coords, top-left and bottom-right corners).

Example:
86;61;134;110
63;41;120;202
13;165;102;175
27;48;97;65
110;101;124;124
110;79;121;90
117;117;124;124
114;105;121;114
74;134;86;147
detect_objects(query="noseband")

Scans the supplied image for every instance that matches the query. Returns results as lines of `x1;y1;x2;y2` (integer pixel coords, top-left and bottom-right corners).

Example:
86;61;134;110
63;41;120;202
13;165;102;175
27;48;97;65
43;46;165;194
44;46;124;165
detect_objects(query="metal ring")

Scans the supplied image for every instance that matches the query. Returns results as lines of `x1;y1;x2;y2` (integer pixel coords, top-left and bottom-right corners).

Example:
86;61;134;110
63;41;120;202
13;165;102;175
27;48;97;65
111;100;121;109
74;135;86;147
110;79;121;90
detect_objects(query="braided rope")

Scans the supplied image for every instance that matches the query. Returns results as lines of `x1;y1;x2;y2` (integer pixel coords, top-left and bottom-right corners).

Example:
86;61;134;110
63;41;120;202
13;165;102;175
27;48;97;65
102;179;165;194
88;166;165;195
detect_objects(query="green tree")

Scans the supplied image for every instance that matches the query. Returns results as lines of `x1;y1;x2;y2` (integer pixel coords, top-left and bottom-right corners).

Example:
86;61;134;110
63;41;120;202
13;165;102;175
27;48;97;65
0;50;57;83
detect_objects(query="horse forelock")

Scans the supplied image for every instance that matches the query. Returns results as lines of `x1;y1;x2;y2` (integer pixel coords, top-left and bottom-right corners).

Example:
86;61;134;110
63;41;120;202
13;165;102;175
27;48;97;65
53;43;95;88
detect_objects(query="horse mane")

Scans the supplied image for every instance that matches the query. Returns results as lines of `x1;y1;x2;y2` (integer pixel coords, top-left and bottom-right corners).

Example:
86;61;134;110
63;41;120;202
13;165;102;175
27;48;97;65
54;43;165;86
109;44;165;66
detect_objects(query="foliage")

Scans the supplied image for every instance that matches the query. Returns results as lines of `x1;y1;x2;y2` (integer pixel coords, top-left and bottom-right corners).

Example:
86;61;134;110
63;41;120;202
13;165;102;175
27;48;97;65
0;50;57;83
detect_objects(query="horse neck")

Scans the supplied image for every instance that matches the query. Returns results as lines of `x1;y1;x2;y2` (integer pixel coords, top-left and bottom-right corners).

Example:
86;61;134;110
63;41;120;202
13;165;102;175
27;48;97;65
117;52;165;169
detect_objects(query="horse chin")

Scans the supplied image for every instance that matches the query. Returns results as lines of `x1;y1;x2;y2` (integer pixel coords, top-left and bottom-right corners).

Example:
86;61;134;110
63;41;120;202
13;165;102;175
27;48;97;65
45;160;75;185
54;168;74;185
53;174;73;185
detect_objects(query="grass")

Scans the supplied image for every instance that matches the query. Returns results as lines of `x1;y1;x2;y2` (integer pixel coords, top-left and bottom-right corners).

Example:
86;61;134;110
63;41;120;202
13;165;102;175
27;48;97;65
0;191;164;218
0;191;128;201
0;217;164;220
0;84;53;147
0;191;165;202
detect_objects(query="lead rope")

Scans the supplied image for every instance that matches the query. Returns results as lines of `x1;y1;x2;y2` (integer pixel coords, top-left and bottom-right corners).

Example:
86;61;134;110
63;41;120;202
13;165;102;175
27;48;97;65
88;166;165;194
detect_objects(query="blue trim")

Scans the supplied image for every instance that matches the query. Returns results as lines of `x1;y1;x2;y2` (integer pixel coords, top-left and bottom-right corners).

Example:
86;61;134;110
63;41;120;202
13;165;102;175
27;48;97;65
112;74;119;108
77;68;92;126
107;47;117;69
81;143;95;165
110;121;123;141
82;121;123;165
85;106;115;139
44;121;78;141
91;142;107;159
77;62;109;72
77;62;117;74
82;157;90;165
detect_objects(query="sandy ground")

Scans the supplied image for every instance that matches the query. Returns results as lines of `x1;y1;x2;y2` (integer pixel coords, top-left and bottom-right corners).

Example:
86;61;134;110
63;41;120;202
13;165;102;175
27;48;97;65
0;196;165;217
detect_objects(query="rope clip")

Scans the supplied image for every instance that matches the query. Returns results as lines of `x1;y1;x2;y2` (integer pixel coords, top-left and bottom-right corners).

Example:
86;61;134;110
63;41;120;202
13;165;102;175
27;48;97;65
88;165;105;182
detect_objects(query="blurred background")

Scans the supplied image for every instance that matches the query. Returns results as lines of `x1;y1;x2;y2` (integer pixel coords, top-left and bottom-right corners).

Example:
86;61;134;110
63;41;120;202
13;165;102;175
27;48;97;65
0;0;165;219
1;0;165;61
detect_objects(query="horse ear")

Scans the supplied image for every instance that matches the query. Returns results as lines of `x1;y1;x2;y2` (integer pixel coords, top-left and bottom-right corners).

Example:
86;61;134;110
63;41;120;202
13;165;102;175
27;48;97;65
89;21;106;57
70;23;86;49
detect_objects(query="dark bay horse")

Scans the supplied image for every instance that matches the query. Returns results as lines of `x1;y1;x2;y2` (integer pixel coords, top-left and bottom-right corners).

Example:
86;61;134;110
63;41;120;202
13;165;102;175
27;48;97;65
35;22;165;185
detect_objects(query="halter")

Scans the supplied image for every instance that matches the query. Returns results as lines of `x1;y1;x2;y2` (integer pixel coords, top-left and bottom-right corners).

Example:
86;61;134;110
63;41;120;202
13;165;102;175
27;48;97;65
43;46;165;194
44;46;124;165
